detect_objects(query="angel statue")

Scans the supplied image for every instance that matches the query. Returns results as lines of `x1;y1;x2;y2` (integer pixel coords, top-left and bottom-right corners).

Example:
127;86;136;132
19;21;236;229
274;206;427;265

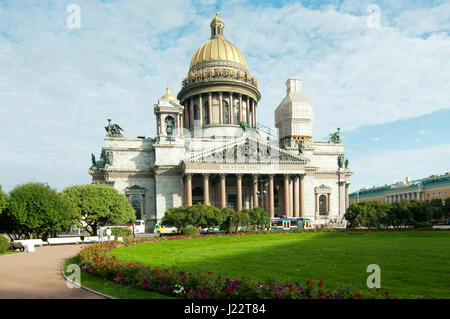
298;140;304;155
329;128;343;144
105;119;124;137
345;158;349;169
338;155;344;168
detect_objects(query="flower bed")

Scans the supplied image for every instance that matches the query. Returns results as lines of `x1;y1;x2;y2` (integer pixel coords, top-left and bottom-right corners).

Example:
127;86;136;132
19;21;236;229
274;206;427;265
77;233;396;299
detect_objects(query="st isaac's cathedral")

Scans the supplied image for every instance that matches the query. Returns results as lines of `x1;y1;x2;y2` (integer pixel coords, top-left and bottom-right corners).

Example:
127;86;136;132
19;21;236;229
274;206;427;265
89;13;352;232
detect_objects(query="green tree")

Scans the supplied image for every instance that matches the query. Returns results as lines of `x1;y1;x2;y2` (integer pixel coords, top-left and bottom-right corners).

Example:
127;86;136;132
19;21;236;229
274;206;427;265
0;183;73;240
61;184;135;236
186;203;222;230
345;201;386;229
388;201;414;229
409;200;433;223
444;198;450;219
0;186;8;215
247;207;270;230
161;206;190;233
429;199;444;221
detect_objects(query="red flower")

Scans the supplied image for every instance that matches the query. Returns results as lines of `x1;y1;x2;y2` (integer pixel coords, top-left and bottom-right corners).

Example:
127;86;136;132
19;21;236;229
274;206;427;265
208;271;213;275
355;293;362;299
157;276;162;280
306;279;313;285
116;264;120;268
385;291;390;295
318;280;324;287
226;287;232;292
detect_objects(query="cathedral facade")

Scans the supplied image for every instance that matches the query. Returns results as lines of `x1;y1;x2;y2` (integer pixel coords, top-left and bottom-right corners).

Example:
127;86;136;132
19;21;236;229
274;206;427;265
89;13;352;232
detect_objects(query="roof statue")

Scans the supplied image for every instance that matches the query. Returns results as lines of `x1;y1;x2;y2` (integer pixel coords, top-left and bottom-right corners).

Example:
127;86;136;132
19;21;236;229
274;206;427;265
329;128;342;144
298;140;304;155
105;119;124;137
338;155;344;168
345;158;349;169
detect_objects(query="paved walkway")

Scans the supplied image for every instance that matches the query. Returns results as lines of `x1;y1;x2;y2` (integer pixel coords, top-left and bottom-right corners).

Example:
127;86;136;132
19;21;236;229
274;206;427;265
0;245;104;299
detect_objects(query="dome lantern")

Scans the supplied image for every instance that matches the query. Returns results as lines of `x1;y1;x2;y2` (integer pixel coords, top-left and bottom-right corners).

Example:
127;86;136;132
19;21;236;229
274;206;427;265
210;12;225;39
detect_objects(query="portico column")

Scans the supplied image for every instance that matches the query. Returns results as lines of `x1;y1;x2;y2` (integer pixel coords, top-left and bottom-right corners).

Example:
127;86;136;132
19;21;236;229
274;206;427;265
299;177;304;218
199;94;203;126
203;174;210;205
185;174;192;206
160;114;164;136
220;174;227;209
345;183;349;209
269;175;275;218
293;176;299;217
254;101;257;126
252;175;259;208
208;93;212;124
219;92;223;124
283;174;290;217
236;174;243;212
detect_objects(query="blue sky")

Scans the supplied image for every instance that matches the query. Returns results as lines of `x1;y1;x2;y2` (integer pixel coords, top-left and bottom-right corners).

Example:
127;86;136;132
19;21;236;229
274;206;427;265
0;0;449;193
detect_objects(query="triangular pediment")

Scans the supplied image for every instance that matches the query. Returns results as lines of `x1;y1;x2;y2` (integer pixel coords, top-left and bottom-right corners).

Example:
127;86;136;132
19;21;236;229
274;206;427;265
184;136;310;165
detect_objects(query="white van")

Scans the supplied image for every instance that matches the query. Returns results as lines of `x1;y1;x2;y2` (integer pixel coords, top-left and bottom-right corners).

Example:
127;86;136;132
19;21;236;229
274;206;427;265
133;220;145;234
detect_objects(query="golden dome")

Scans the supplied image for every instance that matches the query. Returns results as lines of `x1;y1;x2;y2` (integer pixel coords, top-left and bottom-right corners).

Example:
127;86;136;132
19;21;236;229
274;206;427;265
190;38;247;68
189;12;247;69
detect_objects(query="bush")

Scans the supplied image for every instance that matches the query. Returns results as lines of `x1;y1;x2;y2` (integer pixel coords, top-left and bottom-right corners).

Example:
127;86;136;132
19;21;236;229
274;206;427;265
414;222;433;229
110;227;132;238
0;235;9;254
181;226;200;236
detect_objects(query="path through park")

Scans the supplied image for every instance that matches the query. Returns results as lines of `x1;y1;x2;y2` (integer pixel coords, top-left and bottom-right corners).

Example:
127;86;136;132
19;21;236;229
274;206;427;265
0;245;104;299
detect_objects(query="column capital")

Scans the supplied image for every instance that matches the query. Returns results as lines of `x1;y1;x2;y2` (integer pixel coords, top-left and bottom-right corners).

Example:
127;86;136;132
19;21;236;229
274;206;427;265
219;173;227;179
236;173;243;178
283;174;290;179
252;174;259;181
184;173;193;180
202;173;210;179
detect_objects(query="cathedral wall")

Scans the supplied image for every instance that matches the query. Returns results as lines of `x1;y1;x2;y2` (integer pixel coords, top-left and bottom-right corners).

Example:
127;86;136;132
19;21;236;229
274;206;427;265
155;174;184;222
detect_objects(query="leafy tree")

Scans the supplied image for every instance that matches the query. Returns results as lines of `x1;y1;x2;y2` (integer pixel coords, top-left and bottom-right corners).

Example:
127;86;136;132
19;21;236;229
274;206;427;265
186;203;222;230
444;198;450;219
246;207;270;230
0;183;73;240
429;199;444;220
61;184;135;236
0;186;7;215
345;201;387;229
388;201;414;229
408;200;433;223
161;206;190;233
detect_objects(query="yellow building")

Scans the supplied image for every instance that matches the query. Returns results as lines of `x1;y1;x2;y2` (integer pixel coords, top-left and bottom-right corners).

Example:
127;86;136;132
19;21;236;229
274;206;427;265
349;172;450;205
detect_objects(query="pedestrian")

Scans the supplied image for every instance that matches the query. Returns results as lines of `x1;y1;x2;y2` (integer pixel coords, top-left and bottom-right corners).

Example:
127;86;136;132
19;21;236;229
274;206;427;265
106;227;112;242
98;227;104;243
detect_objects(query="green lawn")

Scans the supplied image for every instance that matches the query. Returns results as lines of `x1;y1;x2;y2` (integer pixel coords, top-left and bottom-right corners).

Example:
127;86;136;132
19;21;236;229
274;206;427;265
109;231;450;299
63;257;175;299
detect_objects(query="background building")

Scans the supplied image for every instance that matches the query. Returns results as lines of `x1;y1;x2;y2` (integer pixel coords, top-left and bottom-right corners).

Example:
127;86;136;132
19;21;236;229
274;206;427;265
89;13;352;232
349;172;450;205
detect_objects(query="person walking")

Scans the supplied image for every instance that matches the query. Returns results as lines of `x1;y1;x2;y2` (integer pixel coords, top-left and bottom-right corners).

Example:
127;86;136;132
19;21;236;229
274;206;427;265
98;227;104;243
105;227;112;242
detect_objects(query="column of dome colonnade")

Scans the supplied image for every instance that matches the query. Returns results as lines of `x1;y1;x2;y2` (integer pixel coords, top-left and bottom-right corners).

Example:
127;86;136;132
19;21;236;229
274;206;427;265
182;173;306;218
181;93;258;129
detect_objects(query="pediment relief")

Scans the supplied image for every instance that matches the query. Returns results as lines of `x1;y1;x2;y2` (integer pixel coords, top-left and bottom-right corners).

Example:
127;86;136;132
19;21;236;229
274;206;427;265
184;136;309;165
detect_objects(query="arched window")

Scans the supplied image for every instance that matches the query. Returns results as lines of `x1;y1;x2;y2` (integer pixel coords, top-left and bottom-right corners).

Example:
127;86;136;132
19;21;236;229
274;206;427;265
165;116;175;136
203;101;209;124
319;195;327;215
222;100;229;124
130;195;142;220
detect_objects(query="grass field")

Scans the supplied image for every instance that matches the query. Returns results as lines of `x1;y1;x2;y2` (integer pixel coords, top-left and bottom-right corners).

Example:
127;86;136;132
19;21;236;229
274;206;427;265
109;231;450;299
